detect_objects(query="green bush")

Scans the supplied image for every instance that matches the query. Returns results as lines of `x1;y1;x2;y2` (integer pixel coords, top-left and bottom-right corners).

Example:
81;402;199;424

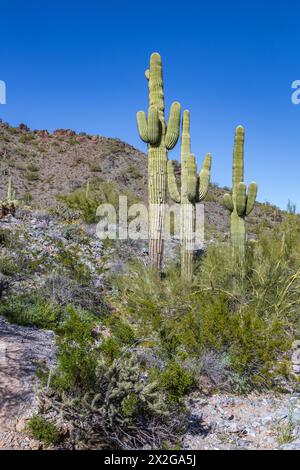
59;180;139;223
0;294;63;329
56;244;92;283
27;415;60;446
19;134;35;144
26;171;39;181
0;229;15;247
27;162;39;172
52;305;99;391
157;361;195;403
0;250;19;275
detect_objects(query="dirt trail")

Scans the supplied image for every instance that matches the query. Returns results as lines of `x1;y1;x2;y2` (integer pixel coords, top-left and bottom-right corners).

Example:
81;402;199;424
0;317;55;449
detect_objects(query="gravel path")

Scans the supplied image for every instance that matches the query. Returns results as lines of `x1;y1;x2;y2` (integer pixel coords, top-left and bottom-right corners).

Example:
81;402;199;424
184;392;300;450
0;316;55;449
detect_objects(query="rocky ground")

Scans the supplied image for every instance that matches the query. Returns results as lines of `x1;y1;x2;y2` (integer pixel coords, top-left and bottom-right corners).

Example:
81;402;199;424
0;317;55;449
184;393;300;450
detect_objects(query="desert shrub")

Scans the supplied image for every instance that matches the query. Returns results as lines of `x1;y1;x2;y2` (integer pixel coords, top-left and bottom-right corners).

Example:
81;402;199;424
60;223;88;244
59;180;139;223
155;361;195;403
0;228;13;247
126;162;142;179
0;249;19;275
106;315;136;345
26;171;39;181
0;293;63;329
88;162;102;173
37;306;185;449
27;162;39;172
0;134;10;142
110;218;300;391
19;134;35;144
27;415;60;446
56;244;93;283
51;306;99;391
39;272;109;318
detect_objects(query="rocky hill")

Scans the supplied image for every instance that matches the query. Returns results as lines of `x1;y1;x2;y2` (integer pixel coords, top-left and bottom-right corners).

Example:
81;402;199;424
0;121;147;207
0;120;287;242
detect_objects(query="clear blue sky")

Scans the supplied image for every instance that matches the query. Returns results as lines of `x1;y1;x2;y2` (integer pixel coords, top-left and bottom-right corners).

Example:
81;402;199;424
0;0;299;209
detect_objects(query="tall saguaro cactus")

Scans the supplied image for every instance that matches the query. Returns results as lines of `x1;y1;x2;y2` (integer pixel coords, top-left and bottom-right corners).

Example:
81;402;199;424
223;126;258;257
167;110;212;280
137;53;181;270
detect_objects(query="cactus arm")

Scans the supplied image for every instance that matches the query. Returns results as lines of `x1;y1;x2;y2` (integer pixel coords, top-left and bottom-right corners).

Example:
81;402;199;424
187;154;197;202
148;106;161;145
223;193;234;212
245;181;258;215
197;153;212;202
7;176;12;200
181;110;191;157
165;102;181;149
236;182;247;216
136;111;149;143
167;160;181;203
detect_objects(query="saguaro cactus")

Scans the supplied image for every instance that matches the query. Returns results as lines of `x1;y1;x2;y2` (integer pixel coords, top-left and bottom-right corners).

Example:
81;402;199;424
223;126;258;257
137;53;181;269
167;110;212;280
1;177;18;218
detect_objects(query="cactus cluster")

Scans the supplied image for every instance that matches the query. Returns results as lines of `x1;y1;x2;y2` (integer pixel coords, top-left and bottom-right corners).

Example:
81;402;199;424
167;110;212;280
137;53;181;269
223;126;258;257
137;53;258;276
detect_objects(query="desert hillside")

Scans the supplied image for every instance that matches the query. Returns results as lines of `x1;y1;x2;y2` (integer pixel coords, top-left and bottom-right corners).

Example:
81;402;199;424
0;121;287;241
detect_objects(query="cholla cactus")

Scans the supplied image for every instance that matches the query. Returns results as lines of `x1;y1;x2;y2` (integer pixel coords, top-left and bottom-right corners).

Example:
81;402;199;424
1;177;18;218
223;126;258;257
167;110;212;280
137;53;181;269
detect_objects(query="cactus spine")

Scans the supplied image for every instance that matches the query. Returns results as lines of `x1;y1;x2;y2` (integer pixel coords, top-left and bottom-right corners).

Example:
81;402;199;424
137;53;181;269
223;126;258;257
167;110;212;280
